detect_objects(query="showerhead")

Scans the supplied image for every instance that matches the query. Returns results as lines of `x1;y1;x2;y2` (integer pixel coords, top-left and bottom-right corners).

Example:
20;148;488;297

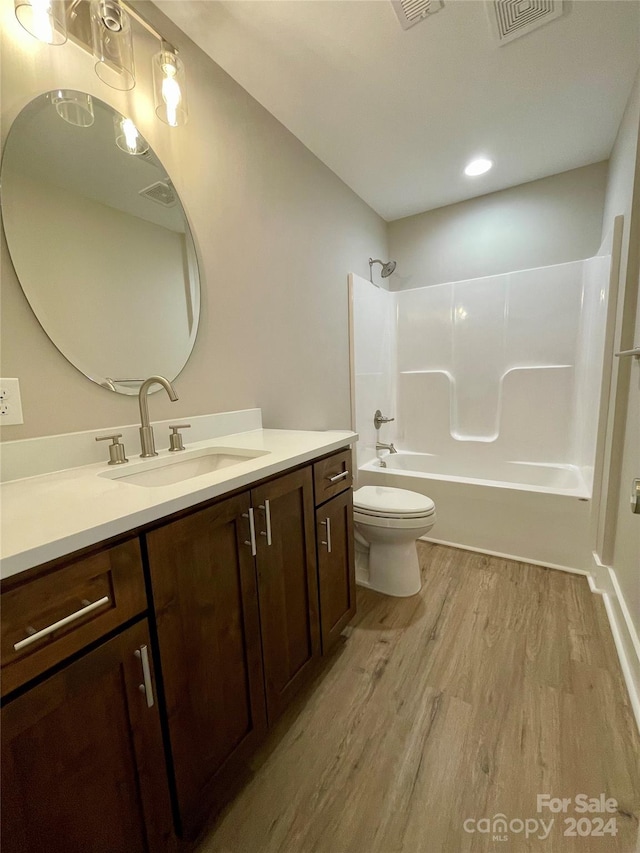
369;258;397;283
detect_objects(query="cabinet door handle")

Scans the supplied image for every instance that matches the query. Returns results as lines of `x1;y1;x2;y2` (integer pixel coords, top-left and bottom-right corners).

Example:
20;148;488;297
243;509;257;556
13;595;110;651
135;645;155;708
328;470;349;483
320;518;332;553
258;500;272;546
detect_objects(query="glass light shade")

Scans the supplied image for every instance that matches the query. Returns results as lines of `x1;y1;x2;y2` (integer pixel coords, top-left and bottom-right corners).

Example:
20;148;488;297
50;90;95;127
113;114;149;155
14;0;67;45
153;49;188;127
90;0;135;91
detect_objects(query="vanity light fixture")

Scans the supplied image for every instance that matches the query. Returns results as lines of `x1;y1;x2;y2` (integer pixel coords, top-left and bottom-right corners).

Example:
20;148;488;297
50;89;95;126
153;44;188;128
14;0;190;127
464;157;493;177
14;0;67;44
113;115;149;155
90;0;135;91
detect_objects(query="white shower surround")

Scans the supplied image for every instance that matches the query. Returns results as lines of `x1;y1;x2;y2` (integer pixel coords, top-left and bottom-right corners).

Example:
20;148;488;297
349;256;611;571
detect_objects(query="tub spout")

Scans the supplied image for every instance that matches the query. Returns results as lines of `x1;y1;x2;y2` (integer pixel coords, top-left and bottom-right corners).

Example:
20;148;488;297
376;441;397;454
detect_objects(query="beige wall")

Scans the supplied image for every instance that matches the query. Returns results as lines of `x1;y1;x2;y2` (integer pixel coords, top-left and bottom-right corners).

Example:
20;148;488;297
388;162;608;289
0;1;387;439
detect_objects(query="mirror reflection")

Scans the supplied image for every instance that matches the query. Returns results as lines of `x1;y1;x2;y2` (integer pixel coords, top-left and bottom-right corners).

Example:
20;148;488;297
1;90;200;394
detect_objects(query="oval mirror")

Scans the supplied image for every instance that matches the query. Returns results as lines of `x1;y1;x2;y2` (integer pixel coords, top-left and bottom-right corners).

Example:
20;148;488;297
1;90;200;394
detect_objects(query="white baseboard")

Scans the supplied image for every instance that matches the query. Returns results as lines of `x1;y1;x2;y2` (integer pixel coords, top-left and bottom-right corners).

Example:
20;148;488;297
588;551;615;595
421;536;589;576
608;571;640;729
601;589;640;734
588;555;640;734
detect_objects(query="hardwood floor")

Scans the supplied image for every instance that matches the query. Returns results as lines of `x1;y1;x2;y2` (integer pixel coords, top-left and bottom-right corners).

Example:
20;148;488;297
195;543;640;853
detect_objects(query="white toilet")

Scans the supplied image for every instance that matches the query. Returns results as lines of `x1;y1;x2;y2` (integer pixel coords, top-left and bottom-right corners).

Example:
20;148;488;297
353;485;436;597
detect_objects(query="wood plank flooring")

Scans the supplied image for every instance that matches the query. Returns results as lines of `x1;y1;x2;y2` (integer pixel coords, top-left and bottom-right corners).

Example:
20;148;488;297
196;543;640;853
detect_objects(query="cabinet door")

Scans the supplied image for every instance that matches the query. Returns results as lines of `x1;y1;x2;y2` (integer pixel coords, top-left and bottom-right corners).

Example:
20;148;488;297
252;466;320;722
1;619;174;853
316;489;356;654
146;492;267;839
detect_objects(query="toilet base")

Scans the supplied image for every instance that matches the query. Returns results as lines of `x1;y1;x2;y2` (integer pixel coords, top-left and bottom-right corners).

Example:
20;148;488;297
355;540;422;598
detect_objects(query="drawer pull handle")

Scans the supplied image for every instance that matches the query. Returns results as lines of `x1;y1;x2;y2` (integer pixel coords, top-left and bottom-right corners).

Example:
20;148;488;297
13;595;110;651
328;470;349;483
243;508;257;556
258;500;272;546
320;517;332;553
135;645;155;708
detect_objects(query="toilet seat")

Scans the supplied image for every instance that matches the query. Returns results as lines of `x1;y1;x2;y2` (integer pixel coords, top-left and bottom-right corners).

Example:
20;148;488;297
353;510;436;530
353;486;435;520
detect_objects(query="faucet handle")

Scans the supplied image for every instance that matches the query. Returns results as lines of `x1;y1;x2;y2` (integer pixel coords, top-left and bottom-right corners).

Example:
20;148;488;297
95;433;128;465
168;424;190;452
374;409;395;430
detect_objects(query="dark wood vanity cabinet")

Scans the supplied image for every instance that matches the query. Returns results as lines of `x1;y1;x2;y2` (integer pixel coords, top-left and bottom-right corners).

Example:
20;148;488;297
1;618;175;853
1;538;146;696
1;448;355;848
312;449;356;654
145;467;321;835
252;466;320;723
316;487;356;654
145;491;268;839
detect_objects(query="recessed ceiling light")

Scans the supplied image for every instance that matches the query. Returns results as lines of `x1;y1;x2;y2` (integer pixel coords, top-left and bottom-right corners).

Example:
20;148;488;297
464;158;493;177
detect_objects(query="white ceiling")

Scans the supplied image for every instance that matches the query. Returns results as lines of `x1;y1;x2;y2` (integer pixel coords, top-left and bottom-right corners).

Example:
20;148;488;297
154;0;640;221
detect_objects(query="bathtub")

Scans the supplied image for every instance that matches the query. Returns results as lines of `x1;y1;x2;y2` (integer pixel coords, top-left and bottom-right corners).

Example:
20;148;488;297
357;451;593;572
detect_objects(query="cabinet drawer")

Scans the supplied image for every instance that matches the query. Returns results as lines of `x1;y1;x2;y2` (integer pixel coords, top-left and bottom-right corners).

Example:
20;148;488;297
313;448;353;505
1;538;146;696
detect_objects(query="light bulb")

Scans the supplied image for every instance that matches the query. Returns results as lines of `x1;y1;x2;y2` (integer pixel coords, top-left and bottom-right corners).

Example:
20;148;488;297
30;0;53;41
121;118;139;154
161;62;182;128
114;115;148;155
15;0;66;44
153;48;188;126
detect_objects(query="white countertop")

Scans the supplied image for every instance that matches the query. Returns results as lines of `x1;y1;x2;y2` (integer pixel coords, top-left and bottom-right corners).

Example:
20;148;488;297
0;428;356;580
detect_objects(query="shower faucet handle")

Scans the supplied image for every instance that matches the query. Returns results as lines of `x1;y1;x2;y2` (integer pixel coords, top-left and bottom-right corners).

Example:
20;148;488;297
374;409;395;430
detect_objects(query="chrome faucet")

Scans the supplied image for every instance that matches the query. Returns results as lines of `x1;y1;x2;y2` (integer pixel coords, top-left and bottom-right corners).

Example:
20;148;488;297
138;375;178;457
376;441;397;454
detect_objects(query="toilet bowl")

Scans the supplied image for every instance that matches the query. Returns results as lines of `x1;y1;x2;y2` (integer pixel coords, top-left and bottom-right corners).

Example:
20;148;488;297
353;485;436;597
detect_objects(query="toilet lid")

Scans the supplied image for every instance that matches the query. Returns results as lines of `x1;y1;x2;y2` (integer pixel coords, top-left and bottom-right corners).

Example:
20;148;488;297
353;486;435;519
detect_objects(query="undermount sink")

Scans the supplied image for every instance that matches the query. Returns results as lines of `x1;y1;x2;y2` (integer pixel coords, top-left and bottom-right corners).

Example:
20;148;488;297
100;447;269;488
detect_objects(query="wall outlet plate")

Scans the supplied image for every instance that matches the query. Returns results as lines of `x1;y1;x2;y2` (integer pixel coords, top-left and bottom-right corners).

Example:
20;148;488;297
0;378;24;425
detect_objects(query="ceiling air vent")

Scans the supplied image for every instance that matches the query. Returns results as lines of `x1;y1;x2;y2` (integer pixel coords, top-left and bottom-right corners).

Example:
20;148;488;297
138;180;177;207
487;0;564;46
391;0;444;31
